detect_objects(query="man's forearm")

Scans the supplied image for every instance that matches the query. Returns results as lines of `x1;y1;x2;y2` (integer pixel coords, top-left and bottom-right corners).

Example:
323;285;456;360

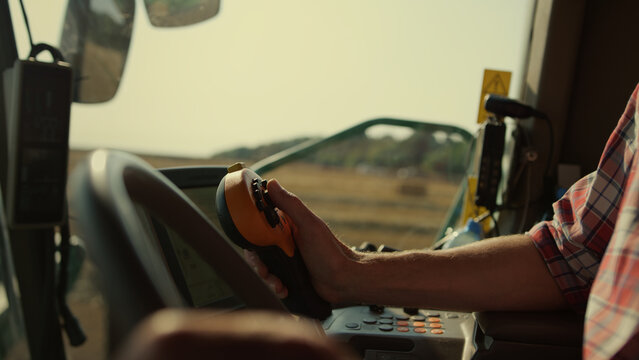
342;235;568;311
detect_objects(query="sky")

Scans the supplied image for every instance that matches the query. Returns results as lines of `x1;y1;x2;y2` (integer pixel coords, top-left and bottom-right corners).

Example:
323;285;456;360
11;0;535;158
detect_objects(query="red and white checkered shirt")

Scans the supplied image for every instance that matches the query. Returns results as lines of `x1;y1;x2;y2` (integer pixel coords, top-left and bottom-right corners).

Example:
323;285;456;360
529;83;639;359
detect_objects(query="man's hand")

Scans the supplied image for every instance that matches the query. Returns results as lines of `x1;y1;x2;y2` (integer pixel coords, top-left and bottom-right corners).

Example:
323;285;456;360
116;309;358;360
244;179;361;304
244;249;289;299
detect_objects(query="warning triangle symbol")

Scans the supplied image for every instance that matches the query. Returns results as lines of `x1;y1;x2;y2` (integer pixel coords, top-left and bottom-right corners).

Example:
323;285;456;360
484;74;507;94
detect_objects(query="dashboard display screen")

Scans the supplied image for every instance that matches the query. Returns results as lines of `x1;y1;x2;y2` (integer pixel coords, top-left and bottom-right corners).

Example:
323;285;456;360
153;172;244;310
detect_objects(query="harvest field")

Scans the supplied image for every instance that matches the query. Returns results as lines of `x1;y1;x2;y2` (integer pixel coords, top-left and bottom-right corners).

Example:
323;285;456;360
68;150;462;250
265;162;460;250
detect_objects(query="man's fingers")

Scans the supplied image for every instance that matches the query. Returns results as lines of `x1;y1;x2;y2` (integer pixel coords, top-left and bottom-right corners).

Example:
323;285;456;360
244;250;268;278
244;250;289;299
266;179;313;226
265;274;289;299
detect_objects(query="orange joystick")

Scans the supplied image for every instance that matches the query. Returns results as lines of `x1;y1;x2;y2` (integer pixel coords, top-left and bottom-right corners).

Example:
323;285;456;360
216;163;331;319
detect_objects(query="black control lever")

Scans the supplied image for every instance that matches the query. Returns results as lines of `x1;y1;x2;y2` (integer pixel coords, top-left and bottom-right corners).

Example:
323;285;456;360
484;94;548;120
215;164;332;320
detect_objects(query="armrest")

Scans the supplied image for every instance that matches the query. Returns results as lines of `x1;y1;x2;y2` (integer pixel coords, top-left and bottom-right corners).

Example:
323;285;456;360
474;310;583;347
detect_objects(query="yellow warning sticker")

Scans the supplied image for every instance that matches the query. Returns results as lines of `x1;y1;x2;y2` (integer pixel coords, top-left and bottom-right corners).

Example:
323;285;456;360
477;69;512;124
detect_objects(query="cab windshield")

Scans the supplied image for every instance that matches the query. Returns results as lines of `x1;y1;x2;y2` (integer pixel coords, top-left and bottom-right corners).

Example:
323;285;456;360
6;1;536;358
11;1;534;158
11;0;535;250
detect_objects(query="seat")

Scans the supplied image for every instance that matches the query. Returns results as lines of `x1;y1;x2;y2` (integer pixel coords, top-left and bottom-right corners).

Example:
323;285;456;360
67;149;286;347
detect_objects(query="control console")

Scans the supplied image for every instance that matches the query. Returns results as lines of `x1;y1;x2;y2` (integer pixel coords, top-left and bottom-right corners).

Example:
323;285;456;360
324;306;476;359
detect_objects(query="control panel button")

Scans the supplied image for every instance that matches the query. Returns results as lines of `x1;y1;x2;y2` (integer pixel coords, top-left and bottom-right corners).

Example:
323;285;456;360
396;320;409;327
414;328;427;334
397;327;410;333
413;322;426;328
379;319;393;325
411;315;426;322
431;329;444;334
363;318;377;324
378;325;393;332
345;322;360;329
403;307;419;315
429;323;443;329
428;317;441;323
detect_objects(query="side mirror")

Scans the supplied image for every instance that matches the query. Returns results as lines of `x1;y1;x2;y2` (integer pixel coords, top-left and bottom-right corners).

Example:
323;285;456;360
59;0;221;103
59;0;135;103
144;0;220;27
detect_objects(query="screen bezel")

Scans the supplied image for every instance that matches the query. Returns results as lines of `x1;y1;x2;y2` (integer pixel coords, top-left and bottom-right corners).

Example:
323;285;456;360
155;166;242;309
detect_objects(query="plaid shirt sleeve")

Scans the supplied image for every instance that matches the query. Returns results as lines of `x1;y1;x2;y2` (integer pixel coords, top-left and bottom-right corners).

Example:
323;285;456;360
528;83;639;359
528;84;638;312
583;86;639;359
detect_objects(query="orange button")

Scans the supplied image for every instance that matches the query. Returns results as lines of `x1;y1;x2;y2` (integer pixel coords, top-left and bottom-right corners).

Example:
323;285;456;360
429;323;442;328
428;317;441;323
396;321;409;326
431;329;444;334
397;327;410;332
414;328;427;333
413;322;426;327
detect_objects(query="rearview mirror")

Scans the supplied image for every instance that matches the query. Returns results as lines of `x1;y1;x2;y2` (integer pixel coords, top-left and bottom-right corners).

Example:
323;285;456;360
143;0;220;27
59;0;135;103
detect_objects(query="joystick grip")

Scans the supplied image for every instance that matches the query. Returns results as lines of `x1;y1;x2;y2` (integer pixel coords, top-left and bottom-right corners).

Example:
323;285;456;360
252;245;332;319
215;166;332;320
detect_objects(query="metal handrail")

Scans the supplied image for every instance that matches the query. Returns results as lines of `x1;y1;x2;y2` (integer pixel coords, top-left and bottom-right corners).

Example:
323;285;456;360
253;117;473;174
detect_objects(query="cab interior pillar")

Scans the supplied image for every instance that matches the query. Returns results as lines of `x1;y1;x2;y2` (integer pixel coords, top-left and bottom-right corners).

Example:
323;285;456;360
0;2;66;359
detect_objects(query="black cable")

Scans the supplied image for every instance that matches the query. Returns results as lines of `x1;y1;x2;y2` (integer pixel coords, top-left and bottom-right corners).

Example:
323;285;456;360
29;43;65;62
57;221;87;346
464;133;477;175
517;157;534;234
489;212;500;237
534;112;554;178
18;0;34;48
17;1;66;63
483;94;555;177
